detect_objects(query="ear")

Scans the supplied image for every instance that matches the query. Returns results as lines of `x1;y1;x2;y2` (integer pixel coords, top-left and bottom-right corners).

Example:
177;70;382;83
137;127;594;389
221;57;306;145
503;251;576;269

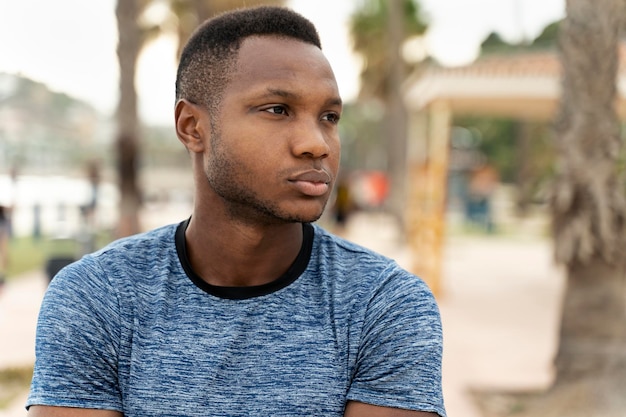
175;99;207;153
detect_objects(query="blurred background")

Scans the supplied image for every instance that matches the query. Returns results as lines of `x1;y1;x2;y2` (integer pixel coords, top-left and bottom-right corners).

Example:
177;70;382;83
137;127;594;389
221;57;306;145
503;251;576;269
3;0;626;416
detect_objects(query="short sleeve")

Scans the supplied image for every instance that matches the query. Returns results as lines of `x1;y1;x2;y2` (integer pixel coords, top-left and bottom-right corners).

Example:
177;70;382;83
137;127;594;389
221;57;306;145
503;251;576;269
27;256;124;412
346;267;446;417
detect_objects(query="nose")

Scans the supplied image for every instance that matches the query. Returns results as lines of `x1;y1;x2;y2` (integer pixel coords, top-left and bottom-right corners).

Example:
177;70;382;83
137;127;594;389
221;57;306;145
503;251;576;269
291;119;332;159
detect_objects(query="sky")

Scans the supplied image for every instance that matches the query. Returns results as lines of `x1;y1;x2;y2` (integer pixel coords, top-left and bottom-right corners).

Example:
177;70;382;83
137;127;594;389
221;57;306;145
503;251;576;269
0;0;565;126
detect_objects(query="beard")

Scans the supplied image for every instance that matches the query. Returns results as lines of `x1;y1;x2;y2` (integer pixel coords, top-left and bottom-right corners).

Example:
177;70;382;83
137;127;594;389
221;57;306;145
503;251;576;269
203;127;326;225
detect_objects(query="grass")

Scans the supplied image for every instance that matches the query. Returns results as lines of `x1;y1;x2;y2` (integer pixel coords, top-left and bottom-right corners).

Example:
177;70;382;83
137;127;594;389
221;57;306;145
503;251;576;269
0;366;33;409
5;233;113;281
6;237;69;278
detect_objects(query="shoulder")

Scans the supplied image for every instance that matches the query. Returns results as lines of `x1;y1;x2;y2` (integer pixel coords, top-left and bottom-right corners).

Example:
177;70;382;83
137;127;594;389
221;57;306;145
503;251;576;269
49;222;180;295
309;224;440;328
311;224;433;296
88;222;179;273
95;222;179;259
313;224;446;415
311;223;395;270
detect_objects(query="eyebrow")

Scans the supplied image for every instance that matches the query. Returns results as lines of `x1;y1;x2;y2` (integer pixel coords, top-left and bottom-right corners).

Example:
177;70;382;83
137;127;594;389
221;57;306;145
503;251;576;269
263;88;343;107
264;88;298;99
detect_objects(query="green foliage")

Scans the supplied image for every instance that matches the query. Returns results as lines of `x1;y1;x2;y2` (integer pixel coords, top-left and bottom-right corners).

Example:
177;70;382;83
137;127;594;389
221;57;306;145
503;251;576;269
454;116;556;202
480;19;561;54
456;117;518;182
0;73;104;174
352;0;427;39
531;20;561;49
480;32;515;53
350;0;428;99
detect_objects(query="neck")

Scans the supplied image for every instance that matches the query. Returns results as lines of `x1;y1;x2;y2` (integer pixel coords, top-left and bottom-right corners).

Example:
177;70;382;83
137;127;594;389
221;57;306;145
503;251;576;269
184;211;304;287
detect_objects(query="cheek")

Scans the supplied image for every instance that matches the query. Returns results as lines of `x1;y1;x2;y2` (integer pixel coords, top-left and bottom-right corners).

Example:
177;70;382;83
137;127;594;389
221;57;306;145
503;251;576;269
329;138;341;167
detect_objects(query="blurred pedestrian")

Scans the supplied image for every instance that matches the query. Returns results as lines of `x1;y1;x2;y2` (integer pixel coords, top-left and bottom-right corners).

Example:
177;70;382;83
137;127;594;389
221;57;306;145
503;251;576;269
0;205;9;286
465;162;499;233
331;174;355;234
27;6;446;417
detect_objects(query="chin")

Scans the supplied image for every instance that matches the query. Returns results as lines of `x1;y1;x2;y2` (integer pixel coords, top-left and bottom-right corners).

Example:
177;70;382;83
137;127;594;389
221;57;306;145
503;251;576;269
274;208;324;224
299;213;323;224
254;197;329;224
292;202;327;223
278;210;323;224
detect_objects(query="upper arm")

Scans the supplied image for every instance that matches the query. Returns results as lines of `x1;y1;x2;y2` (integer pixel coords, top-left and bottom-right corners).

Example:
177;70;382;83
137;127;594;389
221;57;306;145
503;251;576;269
28;405;123;417
27;259;123;410
344;401;441;417
347;270;446;415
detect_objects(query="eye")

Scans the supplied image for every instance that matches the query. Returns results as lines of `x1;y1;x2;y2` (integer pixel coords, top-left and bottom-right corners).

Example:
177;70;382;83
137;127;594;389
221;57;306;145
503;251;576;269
264;105;289;116
322;112;341;124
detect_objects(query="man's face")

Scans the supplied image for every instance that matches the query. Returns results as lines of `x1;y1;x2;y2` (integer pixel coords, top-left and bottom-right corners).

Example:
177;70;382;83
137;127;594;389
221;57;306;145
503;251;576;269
201;35;342;225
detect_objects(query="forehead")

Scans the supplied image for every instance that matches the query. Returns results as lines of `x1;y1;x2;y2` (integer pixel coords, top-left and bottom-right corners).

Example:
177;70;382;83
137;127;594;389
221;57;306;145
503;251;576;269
224;35;340;102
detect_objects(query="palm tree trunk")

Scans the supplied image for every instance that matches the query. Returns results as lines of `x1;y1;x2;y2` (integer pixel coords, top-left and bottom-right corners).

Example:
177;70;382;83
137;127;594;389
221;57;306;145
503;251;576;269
193;0;212;21
385;0;408;232
545;0;626;413
514;120;532;216
115;0;142;237
555;259;626;382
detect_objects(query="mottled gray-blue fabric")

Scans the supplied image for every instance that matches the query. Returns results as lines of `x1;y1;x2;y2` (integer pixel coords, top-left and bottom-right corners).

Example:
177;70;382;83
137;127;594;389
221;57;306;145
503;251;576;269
27;222;446;416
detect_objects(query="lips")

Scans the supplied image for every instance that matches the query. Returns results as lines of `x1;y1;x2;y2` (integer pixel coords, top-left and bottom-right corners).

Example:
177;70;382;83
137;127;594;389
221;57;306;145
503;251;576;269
290;170;332;184
288;169;332;197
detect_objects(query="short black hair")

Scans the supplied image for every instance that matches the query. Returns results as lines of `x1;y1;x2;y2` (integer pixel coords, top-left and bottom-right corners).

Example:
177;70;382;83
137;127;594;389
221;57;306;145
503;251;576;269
175;6;322;112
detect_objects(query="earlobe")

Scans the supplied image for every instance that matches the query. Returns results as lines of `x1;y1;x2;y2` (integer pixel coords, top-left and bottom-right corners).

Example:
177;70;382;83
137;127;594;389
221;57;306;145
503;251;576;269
175;99;206;153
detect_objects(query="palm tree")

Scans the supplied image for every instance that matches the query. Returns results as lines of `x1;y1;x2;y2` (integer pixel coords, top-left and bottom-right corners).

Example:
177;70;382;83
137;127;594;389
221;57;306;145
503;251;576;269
478;1;626;415
350;0;428;229
114;0;285;237
549;0;626;414
115;0;143;237
155;0;285;59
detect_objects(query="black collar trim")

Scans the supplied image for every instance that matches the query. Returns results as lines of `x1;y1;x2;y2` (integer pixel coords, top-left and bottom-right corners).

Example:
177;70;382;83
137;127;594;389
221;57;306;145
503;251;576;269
175;218;314;299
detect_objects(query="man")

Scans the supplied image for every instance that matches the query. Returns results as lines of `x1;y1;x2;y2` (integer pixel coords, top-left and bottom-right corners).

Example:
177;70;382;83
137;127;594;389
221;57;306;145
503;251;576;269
27;6;446;417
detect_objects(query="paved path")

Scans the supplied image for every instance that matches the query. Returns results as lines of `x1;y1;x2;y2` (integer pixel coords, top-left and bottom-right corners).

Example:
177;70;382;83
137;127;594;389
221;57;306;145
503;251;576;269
0;271;46;371
0;269;46;417
438;235;564;416
0;212;565;416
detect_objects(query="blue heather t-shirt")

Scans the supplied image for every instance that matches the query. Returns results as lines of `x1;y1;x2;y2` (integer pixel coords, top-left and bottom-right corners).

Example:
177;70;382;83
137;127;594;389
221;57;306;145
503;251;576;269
27;221;446;416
